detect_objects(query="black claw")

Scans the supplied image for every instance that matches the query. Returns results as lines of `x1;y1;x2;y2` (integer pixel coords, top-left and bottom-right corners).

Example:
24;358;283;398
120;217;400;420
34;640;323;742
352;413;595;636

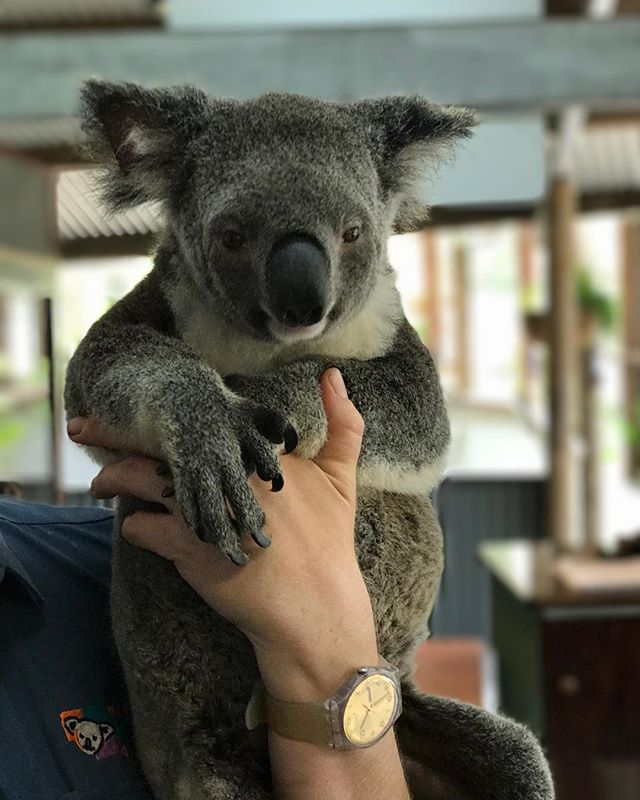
229;549;249;567
161;486;175;498
251;530;272;548
156;462;172;477
271;473;284;493
194;526;208;543
284;424;298;454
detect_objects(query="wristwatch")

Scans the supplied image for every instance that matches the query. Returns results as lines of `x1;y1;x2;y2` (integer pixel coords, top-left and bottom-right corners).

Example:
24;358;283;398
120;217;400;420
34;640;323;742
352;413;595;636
245;658;402;749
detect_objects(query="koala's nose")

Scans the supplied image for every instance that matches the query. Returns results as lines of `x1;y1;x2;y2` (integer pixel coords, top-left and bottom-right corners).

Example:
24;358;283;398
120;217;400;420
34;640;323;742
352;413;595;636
266;236;330;327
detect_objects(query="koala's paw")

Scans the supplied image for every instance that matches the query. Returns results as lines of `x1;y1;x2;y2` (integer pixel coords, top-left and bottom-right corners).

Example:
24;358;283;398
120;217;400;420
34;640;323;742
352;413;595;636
162;395;298;565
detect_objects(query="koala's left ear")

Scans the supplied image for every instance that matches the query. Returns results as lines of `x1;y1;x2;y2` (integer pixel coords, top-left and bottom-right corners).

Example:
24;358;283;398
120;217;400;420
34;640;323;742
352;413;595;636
353;95;476;213
80;79;212;211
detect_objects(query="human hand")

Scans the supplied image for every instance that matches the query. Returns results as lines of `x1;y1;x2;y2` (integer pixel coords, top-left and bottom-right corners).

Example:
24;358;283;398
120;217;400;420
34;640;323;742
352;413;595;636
68;369;378;701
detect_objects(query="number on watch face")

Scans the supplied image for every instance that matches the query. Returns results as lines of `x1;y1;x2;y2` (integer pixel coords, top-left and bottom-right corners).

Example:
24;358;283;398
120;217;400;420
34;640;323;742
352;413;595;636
343;675;397;745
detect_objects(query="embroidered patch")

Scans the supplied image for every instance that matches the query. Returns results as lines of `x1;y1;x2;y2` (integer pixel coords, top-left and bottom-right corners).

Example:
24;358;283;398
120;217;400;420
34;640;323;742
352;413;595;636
59;703;129;760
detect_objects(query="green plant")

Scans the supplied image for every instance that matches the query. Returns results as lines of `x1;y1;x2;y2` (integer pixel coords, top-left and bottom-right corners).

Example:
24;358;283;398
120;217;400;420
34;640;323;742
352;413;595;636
576;268;617;332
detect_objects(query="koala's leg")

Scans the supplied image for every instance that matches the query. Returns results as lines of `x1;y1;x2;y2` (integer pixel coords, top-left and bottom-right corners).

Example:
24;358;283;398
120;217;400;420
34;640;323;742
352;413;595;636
396;682;554;800
355;489;444;675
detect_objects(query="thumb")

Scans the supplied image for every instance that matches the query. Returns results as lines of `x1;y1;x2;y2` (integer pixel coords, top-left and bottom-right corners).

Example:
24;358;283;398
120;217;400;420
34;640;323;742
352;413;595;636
67;415;147;454
314;369;365;497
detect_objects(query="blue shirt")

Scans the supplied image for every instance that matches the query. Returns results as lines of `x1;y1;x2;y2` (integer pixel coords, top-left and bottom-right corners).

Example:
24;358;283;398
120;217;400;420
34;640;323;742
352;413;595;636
0;499;152;800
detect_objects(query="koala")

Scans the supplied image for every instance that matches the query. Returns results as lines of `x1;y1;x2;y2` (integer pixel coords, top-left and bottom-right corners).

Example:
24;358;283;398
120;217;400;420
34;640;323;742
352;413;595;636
64;716;114;756
65;80;554;800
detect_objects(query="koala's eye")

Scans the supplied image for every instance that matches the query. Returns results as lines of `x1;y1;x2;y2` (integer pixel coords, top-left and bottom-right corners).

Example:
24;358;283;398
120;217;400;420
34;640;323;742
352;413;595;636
342;226;360;244
92;735;98;741
222;230;244;251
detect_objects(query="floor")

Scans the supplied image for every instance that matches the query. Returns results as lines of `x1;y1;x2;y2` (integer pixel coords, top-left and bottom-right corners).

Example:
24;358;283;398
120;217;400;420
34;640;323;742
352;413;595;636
412;637;497;711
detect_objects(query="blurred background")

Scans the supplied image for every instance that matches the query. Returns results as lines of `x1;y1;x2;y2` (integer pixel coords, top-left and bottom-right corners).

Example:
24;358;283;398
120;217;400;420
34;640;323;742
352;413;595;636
0;2;639;798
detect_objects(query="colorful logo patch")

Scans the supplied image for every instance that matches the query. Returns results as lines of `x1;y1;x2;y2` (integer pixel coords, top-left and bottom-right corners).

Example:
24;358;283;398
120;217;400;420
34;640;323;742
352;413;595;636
59;703;129;760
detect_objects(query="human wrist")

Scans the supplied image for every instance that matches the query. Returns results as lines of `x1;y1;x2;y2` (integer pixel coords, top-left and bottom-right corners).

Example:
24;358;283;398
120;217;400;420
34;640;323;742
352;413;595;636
252;615;379;702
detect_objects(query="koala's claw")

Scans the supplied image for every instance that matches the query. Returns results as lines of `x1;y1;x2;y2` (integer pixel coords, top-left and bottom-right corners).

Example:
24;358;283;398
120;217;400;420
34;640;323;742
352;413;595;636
228;549;250;567
156;461;172;478
251;530;272;548
162;387;291;562
284;424;298;454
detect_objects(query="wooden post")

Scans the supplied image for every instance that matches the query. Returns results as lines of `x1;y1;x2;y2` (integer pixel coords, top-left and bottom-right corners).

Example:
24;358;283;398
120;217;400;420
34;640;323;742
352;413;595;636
548;177;580;552
581;337;601;553
422;230;441;361
622;220;640;482
517;223;536;407
453;243;470;395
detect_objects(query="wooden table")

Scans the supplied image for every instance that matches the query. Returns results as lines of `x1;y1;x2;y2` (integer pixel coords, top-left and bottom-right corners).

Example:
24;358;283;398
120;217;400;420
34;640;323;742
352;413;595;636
479;540;640;800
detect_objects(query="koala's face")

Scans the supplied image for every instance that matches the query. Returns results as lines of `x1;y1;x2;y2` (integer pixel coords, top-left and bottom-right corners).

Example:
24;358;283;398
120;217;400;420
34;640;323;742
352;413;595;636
64;716;114;755
82;84;475;342
175;96;386;342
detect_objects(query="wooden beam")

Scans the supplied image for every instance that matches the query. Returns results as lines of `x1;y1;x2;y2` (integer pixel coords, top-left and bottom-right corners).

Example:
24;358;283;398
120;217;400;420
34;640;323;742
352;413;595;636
423;190;640;228
1;20;640;119
60;233;154;259
425;204;535;227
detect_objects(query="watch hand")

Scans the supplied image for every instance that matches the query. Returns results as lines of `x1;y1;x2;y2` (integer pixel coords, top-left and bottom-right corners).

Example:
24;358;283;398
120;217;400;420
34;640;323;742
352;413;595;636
373;690;391;707
367;686;373;703
360;707;372;735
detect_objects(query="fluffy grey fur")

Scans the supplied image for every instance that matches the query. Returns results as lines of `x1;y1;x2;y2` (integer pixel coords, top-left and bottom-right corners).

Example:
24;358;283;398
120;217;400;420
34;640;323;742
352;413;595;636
66;81;554;800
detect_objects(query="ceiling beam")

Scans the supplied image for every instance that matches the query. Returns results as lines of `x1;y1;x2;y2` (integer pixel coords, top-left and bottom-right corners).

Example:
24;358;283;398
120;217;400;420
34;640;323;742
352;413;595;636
1;19;639;119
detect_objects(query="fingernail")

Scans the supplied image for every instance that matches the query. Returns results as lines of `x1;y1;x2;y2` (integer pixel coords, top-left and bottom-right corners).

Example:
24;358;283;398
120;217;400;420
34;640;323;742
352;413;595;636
67;418;85;437
328;368;348;399
161;486;175;498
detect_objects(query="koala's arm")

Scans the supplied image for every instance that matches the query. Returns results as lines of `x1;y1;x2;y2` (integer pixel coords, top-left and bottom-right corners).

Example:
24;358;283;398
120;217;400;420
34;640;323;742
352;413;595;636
66;272;302;555
227;321;450;494
64;272;213;458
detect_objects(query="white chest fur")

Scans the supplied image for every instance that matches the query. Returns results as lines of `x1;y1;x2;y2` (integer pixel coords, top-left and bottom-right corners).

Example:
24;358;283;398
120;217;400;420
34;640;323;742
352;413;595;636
168;271;402;376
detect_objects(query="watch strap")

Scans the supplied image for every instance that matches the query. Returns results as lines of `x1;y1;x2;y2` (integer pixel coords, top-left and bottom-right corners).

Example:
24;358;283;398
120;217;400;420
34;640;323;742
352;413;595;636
245;681;334;746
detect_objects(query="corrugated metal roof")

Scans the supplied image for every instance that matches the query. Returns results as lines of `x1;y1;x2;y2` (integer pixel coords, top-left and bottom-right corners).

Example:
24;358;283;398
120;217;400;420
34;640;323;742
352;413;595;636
0;0;159;26
573;125;640;192
56;169;163;241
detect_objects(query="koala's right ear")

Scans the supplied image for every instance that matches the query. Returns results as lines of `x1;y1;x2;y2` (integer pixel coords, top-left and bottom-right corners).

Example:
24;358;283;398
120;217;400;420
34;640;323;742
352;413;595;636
352;95;476;230
80;80;210;211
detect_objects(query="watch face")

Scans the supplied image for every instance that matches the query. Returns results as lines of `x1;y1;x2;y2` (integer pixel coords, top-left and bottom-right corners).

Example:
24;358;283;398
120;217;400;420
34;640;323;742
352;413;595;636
342;674;398;746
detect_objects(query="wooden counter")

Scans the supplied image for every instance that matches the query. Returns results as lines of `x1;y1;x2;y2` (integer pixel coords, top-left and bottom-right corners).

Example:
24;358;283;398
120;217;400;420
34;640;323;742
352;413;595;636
478;540;640;800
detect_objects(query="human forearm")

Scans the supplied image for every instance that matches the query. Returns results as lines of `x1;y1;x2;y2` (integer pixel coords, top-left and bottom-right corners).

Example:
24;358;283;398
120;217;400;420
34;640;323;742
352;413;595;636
269;727;410;800
254;594;410;800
